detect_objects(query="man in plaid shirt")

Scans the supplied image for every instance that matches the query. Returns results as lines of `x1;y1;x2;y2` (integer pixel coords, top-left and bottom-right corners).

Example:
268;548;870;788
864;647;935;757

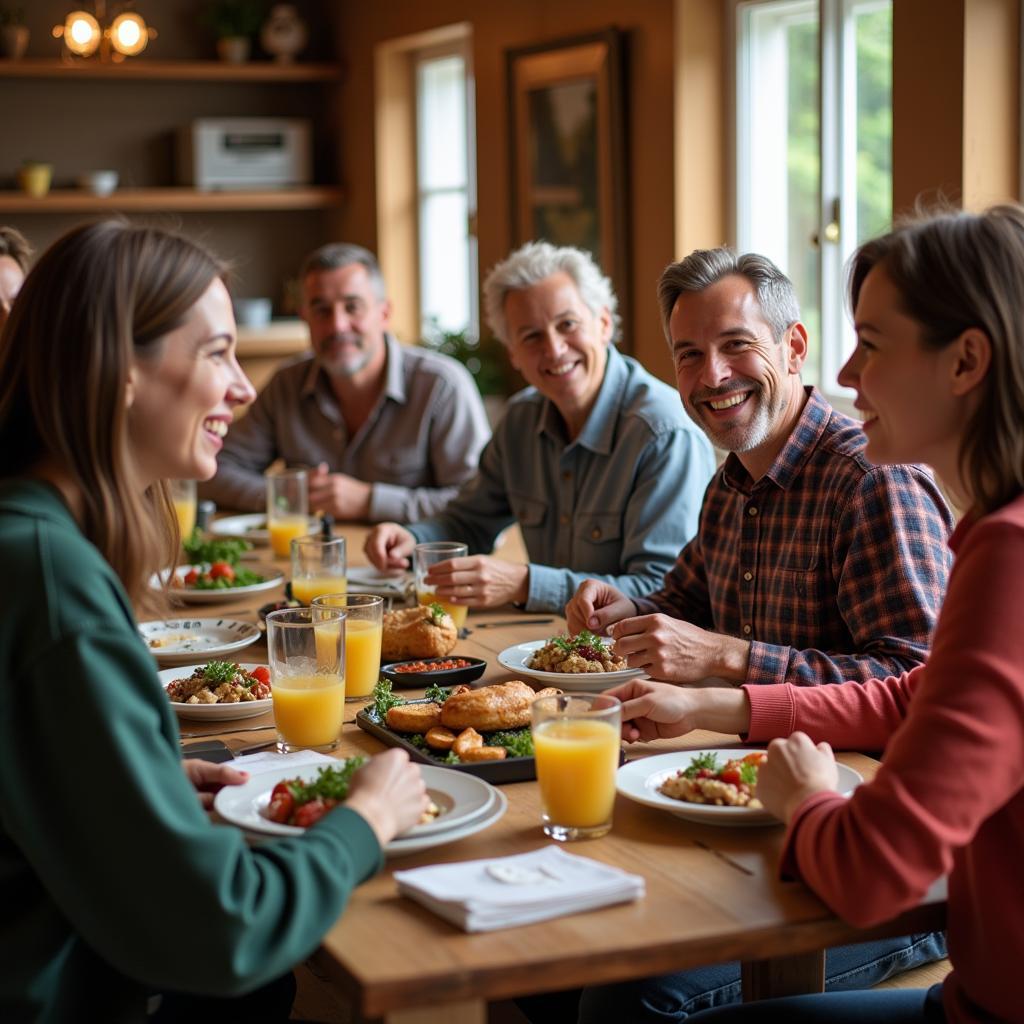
551;252;951;1019
566;247;953;688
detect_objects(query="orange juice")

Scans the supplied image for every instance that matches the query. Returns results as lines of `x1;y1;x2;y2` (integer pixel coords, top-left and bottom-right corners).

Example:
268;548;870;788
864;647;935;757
268;515;310;557
417;590;468;630
172;498;196;538
293;575;347;606
345;618;383;698
272;673;345;749
533;718;620;828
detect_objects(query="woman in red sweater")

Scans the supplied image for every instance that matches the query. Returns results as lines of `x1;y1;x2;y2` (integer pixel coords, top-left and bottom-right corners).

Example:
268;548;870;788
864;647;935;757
609;205;1024;1024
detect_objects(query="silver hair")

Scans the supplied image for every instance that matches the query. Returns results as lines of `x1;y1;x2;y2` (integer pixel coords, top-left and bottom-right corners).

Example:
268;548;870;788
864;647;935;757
483;241;620;344
299;242;386;300
657;248;801;344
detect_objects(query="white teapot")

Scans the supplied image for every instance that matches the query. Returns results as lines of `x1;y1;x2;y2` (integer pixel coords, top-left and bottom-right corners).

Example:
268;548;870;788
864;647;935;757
260;4;307;64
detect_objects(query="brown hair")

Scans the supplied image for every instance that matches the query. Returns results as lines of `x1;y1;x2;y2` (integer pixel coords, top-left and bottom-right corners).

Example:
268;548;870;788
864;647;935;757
0;225;32;272
0;220;226;605
849;203;1024;518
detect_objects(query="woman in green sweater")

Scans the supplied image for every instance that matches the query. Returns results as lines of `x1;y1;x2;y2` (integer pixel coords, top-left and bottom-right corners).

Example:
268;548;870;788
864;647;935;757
0;221;429;1021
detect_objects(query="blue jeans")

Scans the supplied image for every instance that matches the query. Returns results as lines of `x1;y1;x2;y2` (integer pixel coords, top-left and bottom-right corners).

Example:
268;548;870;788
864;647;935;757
687;982;946;1022
519;933;946;1023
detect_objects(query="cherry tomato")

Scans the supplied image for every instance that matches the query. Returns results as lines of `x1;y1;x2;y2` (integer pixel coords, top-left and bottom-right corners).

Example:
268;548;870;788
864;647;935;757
294;799;330;828
251;666;271;685
742;752;767;766
183;568;200;586
267;784;294;824
719;768;742;787
209;561;235;582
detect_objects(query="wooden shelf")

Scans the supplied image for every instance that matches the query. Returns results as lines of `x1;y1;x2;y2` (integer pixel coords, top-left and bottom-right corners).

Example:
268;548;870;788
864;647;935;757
0;57;341;82
236;320;309;357
0;186;345;213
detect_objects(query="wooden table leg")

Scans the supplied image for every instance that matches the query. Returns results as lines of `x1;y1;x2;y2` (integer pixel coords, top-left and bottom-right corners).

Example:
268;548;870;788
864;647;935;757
378;1000;487;1024
741;951;825;1001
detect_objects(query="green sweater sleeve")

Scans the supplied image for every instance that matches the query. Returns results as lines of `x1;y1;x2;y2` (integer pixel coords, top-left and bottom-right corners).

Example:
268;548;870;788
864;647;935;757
0;627;382;998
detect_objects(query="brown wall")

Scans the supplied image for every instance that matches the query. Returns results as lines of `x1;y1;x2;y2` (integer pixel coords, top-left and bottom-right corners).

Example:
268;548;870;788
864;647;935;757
333;0;677;376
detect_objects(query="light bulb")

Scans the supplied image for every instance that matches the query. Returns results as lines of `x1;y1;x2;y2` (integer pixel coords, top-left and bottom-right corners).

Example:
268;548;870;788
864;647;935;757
110;12;150;56
61;11;101;56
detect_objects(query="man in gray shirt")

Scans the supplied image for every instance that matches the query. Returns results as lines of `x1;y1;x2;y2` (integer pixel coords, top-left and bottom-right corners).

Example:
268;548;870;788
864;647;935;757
200;243;491;522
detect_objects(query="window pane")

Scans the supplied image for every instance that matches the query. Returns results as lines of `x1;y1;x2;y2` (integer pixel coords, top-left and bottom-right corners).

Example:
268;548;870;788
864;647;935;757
419;191;470;333
738;1;820;382
853;3;892;245
417;55;467;191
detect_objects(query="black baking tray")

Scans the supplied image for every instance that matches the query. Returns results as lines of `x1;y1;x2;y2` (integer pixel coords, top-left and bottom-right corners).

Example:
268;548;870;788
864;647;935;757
356;699;536;783
380;656;487;688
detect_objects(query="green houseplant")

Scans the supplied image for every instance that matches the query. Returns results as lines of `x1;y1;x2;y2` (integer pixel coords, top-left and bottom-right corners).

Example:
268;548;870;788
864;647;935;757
202;0;265;63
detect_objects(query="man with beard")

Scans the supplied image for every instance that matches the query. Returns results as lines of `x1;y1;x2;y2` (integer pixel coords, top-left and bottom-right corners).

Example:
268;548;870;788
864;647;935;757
200;243;490;522
548;250;953;1018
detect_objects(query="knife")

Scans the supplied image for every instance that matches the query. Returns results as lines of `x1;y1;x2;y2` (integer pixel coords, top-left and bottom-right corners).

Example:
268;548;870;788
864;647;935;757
476;618;556;629
181;738;278;762
179;724;275;739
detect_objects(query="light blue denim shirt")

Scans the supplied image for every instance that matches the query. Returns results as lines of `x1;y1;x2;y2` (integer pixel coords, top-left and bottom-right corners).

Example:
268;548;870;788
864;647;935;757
408;346;716;612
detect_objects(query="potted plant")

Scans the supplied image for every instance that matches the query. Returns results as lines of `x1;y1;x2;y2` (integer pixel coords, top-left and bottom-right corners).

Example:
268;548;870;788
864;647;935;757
0;7;28;60
202;0;265;64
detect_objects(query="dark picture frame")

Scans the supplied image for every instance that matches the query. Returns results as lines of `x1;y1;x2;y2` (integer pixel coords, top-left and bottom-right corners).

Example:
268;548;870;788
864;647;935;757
506;30;629;343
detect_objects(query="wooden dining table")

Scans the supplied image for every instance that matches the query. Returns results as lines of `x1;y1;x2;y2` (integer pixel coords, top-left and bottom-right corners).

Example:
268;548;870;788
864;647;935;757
175;522;947;1024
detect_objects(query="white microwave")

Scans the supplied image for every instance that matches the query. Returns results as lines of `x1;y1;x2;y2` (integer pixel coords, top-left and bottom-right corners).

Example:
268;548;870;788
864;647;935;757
177;118;312;190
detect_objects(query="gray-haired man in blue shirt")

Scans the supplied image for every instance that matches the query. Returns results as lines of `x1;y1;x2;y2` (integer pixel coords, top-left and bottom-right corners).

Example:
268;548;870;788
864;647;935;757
365;241;716;613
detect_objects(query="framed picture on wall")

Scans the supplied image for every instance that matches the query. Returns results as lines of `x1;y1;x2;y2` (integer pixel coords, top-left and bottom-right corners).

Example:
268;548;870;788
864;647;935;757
506;30;629;343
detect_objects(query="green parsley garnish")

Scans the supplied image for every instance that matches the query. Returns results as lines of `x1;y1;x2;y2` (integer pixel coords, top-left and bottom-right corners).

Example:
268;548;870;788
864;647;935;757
739;761;759;786
286;759;366;805
683;752;721;778
428;601;447;625
442;750;461;765
423;683;451;703
370;678;406;722
488;728;534;757
550;630;604;653
201;661;237;685
181;534;251;567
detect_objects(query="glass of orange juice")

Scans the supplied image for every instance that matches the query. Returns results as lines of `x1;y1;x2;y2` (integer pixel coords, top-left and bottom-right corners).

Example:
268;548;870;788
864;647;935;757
291;536;347;605
531;692;622;841
169;479;196;539
313;593;383;701
266;468;309;558
414;541;469;630
266;606;346;753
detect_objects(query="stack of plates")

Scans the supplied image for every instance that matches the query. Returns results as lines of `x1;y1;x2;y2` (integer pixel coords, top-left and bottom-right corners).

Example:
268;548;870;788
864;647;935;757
214;763;507;856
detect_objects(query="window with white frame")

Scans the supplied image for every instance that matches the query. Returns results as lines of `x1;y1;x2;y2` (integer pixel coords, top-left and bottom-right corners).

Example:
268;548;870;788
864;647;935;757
415;42;477;340
736;0;892;399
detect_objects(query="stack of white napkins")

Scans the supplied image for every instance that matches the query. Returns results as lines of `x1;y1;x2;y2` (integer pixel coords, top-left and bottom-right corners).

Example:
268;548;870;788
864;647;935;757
227;749;335;773
393;845;645;932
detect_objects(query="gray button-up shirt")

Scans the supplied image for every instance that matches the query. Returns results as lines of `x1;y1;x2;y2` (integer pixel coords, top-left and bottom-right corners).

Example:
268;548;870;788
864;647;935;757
200;335;491;522
409;346;717;612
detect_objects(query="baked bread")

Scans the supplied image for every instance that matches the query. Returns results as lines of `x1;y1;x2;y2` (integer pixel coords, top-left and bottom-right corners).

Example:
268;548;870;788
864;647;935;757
381;605;458;661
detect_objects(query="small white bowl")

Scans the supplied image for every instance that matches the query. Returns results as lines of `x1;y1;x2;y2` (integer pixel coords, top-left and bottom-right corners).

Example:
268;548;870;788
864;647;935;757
78;170;119;197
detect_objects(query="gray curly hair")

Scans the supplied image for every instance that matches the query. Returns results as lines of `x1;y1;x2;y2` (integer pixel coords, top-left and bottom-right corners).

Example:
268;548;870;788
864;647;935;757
483;241;620;344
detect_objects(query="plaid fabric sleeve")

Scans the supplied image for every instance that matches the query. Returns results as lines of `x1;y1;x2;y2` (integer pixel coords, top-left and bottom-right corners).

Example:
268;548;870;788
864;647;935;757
745;464;954;686
634;535;716;628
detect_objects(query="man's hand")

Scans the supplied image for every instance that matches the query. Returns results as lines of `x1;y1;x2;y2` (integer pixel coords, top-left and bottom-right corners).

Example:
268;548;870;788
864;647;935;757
425;556;529;608
344;749;429;846
757;733;839;824
605;678;751;742
182;759;250;810
608;614;750;683
365;523;417;570
565;580;637;635
308;462;372;522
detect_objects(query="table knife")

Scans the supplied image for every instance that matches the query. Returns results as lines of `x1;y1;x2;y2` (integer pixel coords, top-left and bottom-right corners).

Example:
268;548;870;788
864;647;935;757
476;618;555;629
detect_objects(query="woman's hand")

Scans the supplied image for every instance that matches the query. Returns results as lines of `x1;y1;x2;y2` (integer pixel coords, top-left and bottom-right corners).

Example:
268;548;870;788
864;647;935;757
756;732;840;824
344;749;429;846
605;678;751;742
182;758;250;809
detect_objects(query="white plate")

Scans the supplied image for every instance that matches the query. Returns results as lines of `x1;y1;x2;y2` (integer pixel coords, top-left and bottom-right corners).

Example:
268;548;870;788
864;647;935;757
158;663;273;721
153;564;284;604
214;763;506;856
211;513;318;546
140;618;261;666
616;749;863;828
497;639;646;691
347;565;413;598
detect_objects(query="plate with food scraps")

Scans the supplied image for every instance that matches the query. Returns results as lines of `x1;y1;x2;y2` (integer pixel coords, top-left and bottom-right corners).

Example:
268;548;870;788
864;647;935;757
214;762;505;854
381;656;487;688
497;639;645;691
140;618;261;667
616;749;863;828
158;662;273;721
152;564;284;604
210;513;318;546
